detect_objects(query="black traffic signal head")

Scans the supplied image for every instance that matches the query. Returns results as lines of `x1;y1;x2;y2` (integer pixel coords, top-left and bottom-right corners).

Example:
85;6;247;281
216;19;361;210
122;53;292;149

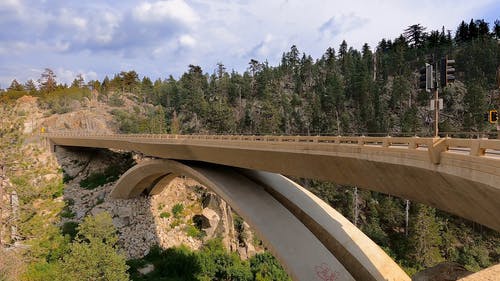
490;110;498;123
440;57;455;87
419;63;433;92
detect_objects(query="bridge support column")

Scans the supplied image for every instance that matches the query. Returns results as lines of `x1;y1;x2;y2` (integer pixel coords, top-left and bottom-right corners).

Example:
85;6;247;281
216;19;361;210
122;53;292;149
112;159;410;281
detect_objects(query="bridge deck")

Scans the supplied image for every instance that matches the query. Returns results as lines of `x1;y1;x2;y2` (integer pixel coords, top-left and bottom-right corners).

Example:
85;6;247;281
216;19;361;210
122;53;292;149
47;134;500;232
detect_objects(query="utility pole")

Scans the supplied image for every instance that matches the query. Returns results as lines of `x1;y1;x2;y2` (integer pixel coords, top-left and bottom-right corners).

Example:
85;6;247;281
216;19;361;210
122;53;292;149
421;57;455;137
405;199;410;237
434;61;439;137
353;187;358;226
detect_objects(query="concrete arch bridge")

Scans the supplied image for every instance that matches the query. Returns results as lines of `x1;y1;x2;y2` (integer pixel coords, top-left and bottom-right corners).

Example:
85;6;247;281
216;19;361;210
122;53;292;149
47;133;500;281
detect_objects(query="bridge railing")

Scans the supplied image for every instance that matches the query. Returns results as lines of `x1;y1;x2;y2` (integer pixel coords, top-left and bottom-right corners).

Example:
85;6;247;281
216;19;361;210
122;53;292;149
44;133;500;161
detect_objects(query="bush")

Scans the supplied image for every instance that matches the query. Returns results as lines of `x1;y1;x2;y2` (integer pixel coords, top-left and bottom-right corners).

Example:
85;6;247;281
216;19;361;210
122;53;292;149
80;166;123;190
108;94;125;107
172;203;184;219
159;212;171;219
185;225;205;239
60;206;76;219
61;221;79;241
249;252;291;281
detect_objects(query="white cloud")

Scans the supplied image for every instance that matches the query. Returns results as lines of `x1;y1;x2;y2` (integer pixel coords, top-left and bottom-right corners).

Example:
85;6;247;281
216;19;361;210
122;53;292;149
0;0;21;11
58;8;87;30
0;0;498;88
56;68;98;85
179;34;196;48
133;0;199;25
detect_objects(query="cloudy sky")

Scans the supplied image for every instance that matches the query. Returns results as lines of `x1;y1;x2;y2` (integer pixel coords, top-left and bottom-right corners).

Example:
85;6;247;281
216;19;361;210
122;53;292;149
0;0;498;88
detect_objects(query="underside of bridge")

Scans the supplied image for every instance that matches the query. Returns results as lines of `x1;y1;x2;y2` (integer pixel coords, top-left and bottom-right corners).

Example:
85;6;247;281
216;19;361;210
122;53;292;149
111;159;411;281
48;135;500;232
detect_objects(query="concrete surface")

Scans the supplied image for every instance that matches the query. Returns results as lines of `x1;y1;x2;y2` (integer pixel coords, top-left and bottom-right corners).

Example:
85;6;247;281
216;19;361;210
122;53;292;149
48;134;500;231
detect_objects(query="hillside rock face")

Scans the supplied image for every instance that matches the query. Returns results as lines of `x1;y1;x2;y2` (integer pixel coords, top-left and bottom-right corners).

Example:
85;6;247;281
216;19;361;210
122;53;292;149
58;146;259;259
45;104;261;260
41;109;115;134
3;96;261;261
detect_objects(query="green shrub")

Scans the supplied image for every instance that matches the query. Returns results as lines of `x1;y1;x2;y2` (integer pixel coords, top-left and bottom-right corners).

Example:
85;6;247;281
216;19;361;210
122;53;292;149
170;219;181;229
80;166;123;190
249;252;291;281
63;171;74;183
159;212;170;219
60;207;76;219
108;94;125;107
61;221;79;241
65;198;75;206
172;203;184;219
185;225;205;239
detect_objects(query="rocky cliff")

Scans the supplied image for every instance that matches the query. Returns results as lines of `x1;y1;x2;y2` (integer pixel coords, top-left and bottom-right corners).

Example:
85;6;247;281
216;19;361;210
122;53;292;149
3;95;260;263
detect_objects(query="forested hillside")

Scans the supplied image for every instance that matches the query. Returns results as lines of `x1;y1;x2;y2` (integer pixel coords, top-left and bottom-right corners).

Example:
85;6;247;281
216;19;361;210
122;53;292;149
1;18;499;279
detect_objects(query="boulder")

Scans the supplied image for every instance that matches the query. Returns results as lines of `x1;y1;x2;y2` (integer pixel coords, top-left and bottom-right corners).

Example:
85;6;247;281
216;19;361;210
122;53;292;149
200;208;220;239
112;217;130;228
117;206;132;218
412;262;472;281
202;193;221;211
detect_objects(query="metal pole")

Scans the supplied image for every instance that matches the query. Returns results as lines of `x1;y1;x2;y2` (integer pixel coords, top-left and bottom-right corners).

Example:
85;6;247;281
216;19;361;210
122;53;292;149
434;61;439;138
434;87;439;137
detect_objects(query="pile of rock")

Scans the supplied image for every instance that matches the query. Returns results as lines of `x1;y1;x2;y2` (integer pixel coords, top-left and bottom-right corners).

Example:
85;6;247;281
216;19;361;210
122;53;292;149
59;147;261;260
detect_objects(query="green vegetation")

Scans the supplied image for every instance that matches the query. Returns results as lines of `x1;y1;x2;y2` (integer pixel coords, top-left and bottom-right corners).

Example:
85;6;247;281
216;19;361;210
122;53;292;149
157;203;165;211
22;212;129;281
159;212;170;219
60;206;76;219
184;224;205;239
172;203;184;219
127;239;289;281
61;221;79;241
1;17;499;280
111;107;166;134
306;180;500;274
80;155;134;189
80;166;122;189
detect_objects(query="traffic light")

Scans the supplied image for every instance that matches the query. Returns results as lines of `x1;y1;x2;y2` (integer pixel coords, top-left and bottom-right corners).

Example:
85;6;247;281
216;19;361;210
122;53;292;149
440;57;455;87
419;63;433;92
489;110;498;123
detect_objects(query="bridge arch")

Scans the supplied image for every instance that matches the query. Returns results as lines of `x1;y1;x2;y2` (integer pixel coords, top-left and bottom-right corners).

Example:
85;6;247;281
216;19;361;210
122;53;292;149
111;159;410;281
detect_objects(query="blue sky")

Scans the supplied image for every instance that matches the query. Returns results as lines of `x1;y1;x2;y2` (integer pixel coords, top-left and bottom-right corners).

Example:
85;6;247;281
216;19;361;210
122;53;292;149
0;0;498;88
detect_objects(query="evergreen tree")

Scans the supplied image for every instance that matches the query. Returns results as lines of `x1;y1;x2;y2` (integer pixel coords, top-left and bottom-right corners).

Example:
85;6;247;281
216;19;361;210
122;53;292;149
58;213;128;281
24;79;37;95
468;19;479;39
404;24;427;48
409;204;443;269
38;68;57;94
455;20;469;42
8;79;24;91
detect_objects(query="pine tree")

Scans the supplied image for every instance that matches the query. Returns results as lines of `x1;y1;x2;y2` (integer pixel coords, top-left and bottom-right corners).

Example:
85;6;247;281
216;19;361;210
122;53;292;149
404;24;427;48
38;68;57;94
58;212;128;281
24;80;37;95
8;79;24;91
409;204;443;269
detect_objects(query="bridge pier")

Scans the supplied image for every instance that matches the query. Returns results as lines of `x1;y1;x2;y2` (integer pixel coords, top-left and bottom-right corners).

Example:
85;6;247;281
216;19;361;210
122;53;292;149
112;159;410;281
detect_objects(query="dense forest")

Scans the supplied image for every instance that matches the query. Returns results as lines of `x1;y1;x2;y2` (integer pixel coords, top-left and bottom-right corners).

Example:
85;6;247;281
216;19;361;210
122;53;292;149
1;18;499;279
3;20;499;136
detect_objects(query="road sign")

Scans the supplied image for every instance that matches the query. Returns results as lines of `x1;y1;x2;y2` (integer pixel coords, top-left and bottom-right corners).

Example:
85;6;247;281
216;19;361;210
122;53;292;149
430;99;443;110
